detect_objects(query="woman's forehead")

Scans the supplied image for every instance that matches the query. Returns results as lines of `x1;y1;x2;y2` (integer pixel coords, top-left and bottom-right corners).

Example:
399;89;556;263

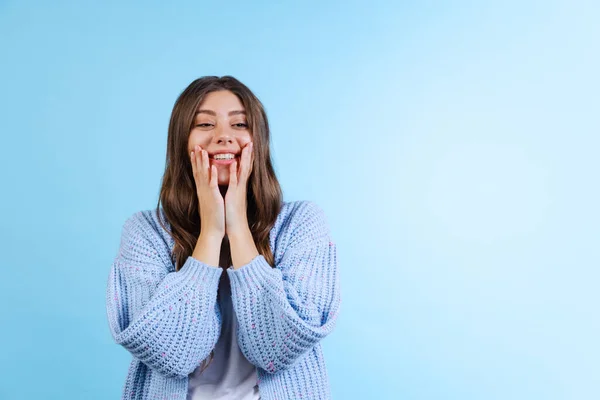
197;90;245;115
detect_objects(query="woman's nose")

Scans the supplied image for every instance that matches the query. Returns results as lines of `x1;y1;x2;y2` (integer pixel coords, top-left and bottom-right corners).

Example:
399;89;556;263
214;129;234;144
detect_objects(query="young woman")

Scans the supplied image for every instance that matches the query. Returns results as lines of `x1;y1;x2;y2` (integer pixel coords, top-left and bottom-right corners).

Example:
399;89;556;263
106;76;342;400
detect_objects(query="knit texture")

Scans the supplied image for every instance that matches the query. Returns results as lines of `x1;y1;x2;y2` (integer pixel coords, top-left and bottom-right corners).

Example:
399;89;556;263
106;200;342;399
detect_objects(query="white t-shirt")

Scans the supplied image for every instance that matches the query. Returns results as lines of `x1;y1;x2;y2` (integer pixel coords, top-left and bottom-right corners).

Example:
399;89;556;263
187;265;260;400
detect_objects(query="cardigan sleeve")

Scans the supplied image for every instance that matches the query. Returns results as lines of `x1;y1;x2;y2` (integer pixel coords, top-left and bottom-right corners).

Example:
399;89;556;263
105;212;223;379
227;201;342;374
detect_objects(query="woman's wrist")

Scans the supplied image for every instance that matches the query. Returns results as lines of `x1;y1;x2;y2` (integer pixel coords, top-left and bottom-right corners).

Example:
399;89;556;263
227;226;259;270
192;233;223;268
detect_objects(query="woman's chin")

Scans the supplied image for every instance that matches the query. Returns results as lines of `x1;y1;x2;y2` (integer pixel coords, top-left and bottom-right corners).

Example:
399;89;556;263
216;170;230;185
218;175;231;186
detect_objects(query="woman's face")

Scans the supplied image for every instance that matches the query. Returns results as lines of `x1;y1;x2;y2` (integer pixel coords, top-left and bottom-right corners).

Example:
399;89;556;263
188;90;252;186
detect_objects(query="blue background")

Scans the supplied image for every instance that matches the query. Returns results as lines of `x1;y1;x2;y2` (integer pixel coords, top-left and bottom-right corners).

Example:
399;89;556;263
1;1;598;399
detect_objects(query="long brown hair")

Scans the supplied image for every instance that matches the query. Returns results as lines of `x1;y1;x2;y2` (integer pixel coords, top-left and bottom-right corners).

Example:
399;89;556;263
155;76;283;373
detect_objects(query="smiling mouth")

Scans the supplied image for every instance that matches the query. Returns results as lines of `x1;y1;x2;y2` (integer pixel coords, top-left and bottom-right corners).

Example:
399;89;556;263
210;155;240;164
209;155;240;159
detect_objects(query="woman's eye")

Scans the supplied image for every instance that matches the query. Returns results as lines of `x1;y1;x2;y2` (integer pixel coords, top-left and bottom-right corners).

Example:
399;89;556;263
196;123;246;128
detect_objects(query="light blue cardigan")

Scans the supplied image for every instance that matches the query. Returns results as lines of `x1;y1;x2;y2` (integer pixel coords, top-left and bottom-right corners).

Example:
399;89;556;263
106;200;342;399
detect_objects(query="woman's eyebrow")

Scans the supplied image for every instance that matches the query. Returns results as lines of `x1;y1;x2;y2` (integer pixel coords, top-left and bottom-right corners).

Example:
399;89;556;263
195;110;246;116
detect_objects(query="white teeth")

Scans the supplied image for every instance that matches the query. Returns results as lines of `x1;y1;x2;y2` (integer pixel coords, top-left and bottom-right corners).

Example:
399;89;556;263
213;153;236;160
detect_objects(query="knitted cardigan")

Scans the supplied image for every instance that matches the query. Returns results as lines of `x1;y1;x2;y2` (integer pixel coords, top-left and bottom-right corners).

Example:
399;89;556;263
106;200;342;399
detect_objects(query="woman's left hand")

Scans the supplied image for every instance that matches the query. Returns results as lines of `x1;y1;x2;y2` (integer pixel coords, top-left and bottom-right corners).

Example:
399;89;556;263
224;141;254;236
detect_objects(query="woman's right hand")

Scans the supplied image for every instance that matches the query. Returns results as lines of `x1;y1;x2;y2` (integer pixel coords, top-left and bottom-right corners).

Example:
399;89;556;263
191;145;225;240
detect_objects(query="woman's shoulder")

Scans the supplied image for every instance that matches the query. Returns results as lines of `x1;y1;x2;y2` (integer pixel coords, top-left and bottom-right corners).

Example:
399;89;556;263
116;207;174;267
121;207;172;240
274;200;331;243
279;200;327;224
